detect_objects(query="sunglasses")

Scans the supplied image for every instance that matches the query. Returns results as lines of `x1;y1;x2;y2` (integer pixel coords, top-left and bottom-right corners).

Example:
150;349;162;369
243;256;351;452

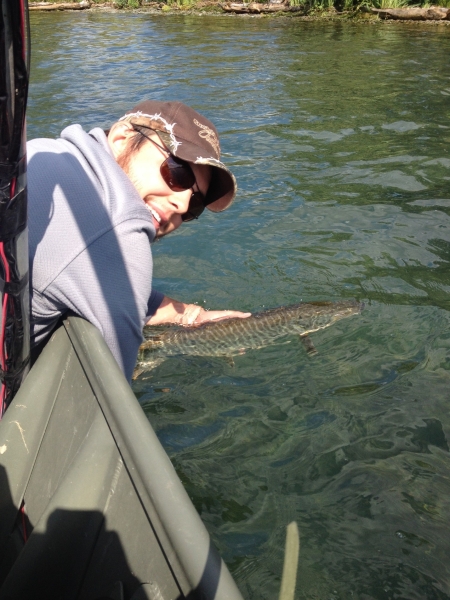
182;189;206;222
133;126;207;222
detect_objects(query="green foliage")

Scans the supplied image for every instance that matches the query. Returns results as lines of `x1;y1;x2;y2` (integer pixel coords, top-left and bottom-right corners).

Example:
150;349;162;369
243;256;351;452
163;0;198;7
291;0;360;11
337;0;357;11
112;0;450;11
371;0;409;8
315;0;336;9
290;0;450;11
111;0;450;12
115;0;142;8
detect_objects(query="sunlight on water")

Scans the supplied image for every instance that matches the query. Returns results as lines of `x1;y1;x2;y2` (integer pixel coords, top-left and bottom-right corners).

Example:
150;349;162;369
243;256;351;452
29;12;450;599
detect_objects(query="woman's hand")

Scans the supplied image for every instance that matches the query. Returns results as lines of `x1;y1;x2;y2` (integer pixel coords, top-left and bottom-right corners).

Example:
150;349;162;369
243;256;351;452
193;308;251;325
146;296;251;327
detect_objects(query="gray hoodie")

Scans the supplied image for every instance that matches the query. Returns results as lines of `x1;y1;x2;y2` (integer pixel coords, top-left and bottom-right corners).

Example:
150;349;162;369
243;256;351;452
27;124;163;381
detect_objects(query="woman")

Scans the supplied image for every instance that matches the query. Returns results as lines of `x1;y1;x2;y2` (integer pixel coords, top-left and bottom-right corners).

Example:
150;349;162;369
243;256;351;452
27;100;249;382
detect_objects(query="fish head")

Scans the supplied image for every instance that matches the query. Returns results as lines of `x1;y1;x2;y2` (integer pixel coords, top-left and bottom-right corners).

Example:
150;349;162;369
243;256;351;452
328;300;364;324
300;300;364;333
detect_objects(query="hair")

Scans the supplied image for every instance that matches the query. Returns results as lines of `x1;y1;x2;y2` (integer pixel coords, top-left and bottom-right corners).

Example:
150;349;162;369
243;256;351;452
112;120;158;172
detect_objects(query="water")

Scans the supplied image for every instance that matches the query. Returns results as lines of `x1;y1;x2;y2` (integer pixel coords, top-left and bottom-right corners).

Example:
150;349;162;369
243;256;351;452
28;12;450;599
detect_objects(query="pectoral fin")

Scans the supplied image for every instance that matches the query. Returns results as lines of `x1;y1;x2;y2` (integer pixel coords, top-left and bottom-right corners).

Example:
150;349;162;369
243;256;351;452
132;366;145;380
133;357;166;379
300;335;318;356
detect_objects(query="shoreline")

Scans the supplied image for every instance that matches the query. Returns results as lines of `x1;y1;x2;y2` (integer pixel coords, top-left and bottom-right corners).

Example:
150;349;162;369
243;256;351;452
29;1;450;23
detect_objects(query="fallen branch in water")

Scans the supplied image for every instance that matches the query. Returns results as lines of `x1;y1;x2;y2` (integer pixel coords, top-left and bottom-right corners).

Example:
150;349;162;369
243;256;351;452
369;6;450;20
220;2;303;12
28;1;91;10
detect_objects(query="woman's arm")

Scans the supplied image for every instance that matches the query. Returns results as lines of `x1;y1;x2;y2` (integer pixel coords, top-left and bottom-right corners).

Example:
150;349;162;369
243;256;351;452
146;295;251;326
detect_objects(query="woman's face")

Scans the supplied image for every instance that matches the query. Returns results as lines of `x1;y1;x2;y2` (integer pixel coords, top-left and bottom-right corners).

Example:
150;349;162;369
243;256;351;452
110;124;211;238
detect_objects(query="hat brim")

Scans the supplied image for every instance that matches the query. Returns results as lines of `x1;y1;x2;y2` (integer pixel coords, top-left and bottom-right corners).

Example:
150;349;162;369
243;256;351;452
196;160;236;213
155;131;237;213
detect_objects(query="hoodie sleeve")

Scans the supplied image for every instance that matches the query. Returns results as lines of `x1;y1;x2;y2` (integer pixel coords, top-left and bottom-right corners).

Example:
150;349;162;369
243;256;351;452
147;289;164;318
42;219;153;382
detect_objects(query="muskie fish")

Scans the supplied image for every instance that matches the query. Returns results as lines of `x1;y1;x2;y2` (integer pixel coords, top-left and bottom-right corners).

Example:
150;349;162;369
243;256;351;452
136;300;363;375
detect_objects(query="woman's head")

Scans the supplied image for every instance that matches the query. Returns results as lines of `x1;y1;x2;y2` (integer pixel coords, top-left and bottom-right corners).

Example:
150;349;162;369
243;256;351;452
108;101;236;237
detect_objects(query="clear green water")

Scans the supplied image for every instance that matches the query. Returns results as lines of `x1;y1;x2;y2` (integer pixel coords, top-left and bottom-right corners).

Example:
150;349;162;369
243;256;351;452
28;12;450;599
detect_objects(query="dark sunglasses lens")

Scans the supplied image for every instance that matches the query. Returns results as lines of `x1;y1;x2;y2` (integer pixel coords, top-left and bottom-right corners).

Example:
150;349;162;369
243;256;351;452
160;156;195;192
182;192;206;222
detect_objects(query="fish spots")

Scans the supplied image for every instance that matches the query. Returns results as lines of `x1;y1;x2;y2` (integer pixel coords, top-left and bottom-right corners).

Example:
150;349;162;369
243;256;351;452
139;300;363;364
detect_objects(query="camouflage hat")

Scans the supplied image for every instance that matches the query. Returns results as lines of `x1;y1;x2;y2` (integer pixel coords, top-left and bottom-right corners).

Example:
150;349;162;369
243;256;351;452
120;100;237;212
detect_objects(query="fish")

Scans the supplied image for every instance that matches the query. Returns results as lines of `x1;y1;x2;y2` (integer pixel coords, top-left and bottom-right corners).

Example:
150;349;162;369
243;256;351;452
135;300;363;377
